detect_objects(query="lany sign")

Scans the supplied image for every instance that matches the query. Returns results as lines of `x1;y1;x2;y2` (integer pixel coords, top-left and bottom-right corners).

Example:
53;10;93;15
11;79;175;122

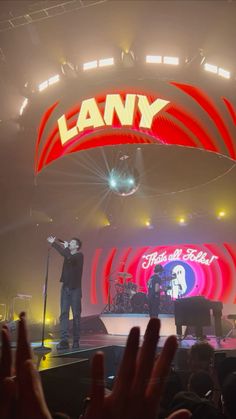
35;83;236;174
57;94;169;145
142;248;218;269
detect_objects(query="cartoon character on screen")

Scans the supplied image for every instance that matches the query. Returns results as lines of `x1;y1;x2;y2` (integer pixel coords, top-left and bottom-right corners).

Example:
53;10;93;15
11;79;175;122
169;264;187;299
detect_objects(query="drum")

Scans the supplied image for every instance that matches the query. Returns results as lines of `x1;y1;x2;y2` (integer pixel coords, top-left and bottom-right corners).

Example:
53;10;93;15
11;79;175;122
115;283;124;294
113;292;131;313
125;282;137;296
131;292;148;313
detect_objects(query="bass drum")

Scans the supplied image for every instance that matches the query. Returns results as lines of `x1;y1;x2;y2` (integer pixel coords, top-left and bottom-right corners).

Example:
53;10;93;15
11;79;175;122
131;292;148;313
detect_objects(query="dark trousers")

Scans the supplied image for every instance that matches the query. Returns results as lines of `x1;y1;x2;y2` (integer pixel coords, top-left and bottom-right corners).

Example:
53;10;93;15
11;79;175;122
60;285;81;342
148;296;160;318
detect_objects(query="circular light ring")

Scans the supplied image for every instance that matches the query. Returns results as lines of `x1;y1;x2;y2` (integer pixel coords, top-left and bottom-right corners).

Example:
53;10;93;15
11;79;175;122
91;243;236;305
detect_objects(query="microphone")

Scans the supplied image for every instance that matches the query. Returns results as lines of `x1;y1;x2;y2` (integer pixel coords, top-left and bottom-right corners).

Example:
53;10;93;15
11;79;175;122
57;238;66;243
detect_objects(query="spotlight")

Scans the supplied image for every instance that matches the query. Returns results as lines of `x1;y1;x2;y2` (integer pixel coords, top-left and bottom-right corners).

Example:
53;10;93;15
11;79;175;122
217;210;226;219
146;55;162;64
145;220;154;229
218;68;230;79
38;80;48;92
38;74;60;92
178;217;187;226
83;60;97;71
163;56;179;65
121;50;135;68
19;97;28;116
204;63;218;74
99;57;114;67
48;74;60;85
61;61;77;78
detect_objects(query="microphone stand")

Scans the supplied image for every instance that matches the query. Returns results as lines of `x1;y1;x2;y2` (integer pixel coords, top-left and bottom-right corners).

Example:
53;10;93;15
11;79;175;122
101;267;119;313
34;247;52;364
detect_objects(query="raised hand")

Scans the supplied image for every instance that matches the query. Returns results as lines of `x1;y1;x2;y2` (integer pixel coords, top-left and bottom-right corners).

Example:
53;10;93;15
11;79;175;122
84;318;191;419
0;325;15;419
0;313;52;419
47;236;56;244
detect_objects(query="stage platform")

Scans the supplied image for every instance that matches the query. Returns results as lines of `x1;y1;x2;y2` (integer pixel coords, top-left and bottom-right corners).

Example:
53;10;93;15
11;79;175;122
99;313;176;336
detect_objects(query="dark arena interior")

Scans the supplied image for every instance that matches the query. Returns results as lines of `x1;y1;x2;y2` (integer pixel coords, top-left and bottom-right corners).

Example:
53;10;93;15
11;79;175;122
1;1;236;418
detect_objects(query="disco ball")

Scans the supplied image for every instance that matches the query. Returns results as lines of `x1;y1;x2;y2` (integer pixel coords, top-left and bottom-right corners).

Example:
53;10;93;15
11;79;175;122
108;165;140;196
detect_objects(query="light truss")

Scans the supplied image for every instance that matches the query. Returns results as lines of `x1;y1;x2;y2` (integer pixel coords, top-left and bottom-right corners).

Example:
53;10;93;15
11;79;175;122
0;0;108;32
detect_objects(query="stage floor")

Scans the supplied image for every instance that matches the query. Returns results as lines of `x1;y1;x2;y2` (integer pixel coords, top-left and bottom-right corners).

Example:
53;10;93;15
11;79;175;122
1;312;236;371
31;332;236;370
1;332;236;374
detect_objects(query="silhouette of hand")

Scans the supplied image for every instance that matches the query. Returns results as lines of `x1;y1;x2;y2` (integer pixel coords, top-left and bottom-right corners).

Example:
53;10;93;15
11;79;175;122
47;236;56;244
84;318;191;419
0;313;52;419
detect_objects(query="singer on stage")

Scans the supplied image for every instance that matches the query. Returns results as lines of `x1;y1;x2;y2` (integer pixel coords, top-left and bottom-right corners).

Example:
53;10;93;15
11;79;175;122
147;264;164;318
47;236;84;350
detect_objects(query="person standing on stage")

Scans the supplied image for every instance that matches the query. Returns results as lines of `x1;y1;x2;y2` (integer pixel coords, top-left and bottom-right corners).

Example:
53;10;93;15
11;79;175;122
47;236;84;350
147;264;164;318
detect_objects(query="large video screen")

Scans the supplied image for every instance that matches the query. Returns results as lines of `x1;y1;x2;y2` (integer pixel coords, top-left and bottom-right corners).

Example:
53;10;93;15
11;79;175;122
89;243;236;305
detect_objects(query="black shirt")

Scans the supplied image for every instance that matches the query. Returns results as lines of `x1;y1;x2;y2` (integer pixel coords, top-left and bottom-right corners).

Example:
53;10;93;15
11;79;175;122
52;242;84;293
147;273;162;298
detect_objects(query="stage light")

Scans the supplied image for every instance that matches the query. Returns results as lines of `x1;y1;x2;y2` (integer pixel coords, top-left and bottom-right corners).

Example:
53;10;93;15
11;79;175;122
99;57;114;67
163;56;179;65
83;60;98;71
19;97;28;115
121;50;135;67
146;55;162;64
38;80;48;92
48;74;60;85
178;217;186;225
61;61;77;78
218;68;230;79
145;219;154;229
217;210;226;219
38;74;60;92
104;218;110;227
204;63;218;74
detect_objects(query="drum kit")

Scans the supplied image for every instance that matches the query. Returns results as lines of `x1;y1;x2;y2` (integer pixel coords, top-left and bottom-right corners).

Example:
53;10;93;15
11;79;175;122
109;272;174;314
112;272;148;313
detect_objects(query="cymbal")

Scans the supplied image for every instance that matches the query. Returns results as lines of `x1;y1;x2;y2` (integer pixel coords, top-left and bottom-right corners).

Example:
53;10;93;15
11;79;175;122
118;272;133;278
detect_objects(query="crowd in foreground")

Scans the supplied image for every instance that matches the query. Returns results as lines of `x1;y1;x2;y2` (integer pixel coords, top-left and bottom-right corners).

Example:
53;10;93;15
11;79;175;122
0;313;236;419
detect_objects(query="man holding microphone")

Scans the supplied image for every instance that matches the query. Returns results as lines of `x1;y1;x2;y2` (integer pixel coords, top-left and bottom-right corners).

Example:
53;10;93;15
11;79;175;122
47;236;84;350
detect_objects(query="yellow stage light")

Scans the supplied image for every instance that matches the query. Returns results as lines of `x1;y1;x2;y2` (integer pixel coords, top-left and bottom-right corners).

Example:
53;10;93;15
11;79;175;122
218;210;226;219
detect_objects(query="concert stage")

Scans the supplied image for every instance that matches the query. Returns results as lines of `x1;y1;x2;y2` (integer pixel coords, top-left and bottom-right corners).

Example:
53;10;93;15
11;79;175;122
99;313;176;336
